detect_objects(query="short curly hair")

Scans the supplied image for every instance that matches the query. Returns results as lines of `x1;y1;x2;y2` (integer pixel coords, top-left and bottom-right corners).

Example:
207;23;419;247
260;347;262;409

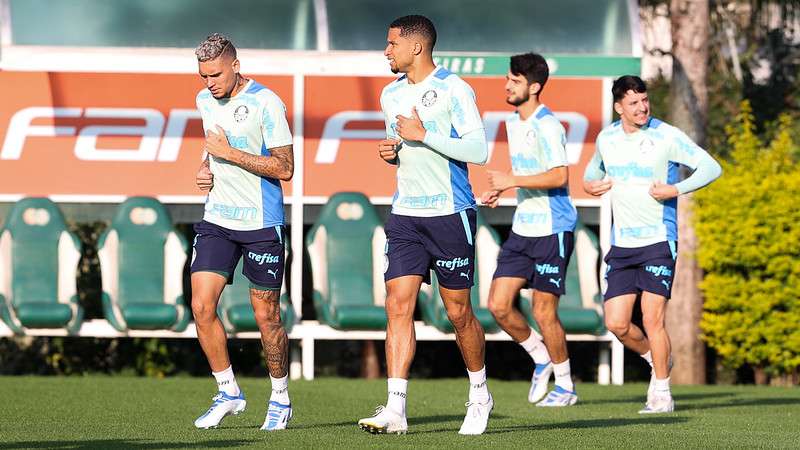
195;33;237;62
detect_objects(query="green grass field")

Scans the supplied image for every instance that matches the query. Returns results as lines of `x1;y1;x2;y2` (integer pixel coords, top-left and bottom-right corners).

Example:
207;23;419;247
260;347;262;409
1;376;798;449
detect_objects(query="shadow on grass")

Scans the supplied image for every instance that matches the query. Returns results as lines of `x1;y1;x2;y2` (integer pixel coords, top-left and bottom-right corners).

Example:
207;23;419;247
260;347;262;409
678;396;800;411
580;391;736;405
0;439;257;449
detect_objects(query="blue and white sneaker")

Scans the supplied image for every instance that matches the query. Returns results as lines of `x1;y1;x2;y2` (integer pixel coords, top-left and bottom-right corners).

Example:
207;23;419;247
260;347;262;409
536;385;578;407
260;400;292;431
194;391;247;429
528;362;553;403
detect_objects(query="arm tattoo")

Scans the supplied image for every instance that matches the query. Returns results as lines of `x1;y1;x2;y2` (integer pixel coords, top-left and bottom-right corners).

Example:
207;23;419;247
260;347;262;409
230;144;294;180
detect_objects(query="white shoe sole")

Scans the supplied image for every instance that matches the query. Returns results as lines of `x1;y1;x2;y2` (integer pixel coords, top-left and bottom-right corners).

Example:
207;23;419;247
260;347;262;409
195;400;246;429
358;421;408;435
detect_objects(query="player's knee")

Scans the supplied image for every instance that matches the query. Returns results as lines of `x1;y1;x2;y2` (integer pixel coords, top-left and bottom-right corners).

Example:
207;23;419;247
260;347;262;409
605;317;630;338
642;316;664;334
385;295;414;320
445;303;472;330
488;298;511;320
253;307;280;327
191;300;217;324
533;302;557;325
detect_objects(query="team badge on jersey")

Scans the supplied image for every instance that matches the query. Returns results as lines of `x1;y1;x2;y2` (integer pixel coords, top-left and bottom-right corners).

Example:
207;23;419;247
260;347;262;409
233;105;249;123
525;129;537;146
640;137;655;155
421;89;438;107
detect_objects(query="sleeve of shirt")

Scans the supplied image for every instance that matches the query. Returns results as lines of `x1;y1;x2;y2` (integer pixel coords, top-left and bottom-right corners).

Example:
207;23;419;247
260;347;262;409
449;80;484;137
539;120;569;170
380;93;396;139
583;136;607;181
669;128;722;194
261;94;293;149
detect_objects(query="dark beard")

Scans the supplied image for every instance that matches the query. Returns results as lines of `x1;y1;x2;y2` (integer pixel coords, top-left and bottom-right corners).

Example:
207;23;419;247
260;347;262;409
506;92;528;107
391;67;399;74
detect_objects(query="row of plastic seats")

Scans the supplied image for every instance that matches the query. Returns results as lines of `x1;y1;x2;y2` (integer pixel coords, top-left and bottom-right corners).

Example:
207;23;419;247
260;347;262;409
0;194;603;336
0;197;293;336
306;193;605;335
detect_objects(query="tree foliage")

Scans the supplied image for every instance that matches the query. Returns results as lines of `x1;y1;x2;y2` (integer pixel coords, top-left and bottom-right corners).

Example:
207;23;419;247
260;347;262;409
694;101;800;376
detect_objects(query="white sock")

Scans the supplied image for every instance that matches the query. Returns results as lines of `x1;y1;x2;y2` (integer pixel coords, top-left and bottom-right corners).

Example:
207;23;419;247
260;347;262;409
467;367;490;403
519;330;551;365
641;351;654;367
212;366;240;396
270;374;290;404
653;377;671;396
553;359;574;392
386;378;408;416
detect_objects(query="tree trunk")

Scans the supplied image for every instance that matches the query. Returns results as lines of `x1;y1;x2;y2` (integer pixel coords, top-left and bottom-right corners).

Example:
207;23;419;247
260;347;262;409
666;0;709;385
754;366;768;385
360;340;381;379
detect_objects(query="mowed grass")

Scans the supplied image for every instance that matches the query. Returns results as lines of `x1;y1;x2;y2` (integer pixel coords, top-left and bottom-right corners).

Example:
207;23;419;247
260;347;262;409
0;376;798;449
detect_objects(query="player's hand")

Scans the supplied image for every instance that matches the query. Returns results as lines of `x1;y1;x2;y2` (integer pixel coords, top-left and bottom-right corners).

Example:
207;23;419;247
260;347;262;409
205;125;233;160
395;107;426;142
481;190;501;208
378;138;401;162
196;160;213;192
487;170;516;192
649;180;679;201
584;178;613;196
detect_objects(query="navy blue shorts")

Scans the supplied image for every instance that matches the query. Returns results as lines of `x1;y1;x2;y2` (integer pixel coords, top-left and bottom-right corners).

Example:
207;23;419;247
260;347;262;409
603;241;677;301
493;231;574;296
191;220;285;291
384;209;477;290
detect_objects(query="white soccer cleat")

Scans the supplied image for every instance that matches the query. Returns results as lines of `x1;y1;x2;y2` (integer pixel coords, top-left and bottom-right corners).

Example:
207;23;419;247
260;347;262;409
639;394;675;414
528;362;553;403
260;400;292;431
458;394;493;435
194;391;247;429
358;405;408;435
536;386;578;407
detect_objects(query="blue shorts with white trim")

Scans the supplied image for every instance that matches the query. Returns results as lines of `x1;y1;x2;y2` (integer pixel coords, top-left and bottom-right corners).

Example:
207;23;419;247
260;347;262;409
384;209;477;289
493;231;574;296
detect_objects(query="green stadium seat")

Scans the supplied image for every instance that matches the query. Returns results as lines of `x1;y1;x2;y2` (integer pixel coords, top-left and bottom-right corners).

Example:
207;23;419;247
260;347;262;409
0;198;83;334
418;209;500;333
520;221;605;334
217;244;295;334
97;197;189;331
306;192;388;330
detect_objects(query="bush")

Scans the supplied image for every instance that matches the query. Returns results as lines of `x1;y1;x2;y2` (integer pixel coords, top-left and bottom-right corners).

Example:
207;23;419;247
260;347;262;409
695;101;800;380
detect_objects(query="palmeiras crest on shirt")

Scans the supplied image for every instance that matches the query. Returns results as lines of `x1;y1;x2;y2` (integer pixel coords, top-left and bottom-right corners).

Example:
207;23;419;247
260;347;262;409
525;129;537;146
421;89;438;107
640;137;655;155
233;105;249;123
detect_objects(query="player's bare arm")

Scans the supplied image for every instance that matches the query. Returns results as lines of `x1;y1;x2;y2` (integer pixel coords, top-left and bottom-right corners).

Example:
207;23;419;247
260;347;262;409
487;166;568;193
196;157;213;191
205;125;294;180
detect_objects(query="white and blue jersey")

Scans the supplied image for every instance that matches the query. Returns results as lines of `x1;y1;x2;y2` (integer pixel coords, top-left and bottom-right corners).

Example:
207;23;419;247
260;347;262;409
380;66;484;217
506;105;577;237
587;117;718;248
196;80;293;231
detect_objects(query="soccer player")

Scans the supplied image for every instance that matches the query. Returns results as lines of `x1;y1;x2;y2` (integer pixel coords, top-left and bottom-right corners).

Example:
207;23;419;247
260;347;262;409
481;53;579;406
190;33;295;430
583;75;721;413
357;15;491;435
